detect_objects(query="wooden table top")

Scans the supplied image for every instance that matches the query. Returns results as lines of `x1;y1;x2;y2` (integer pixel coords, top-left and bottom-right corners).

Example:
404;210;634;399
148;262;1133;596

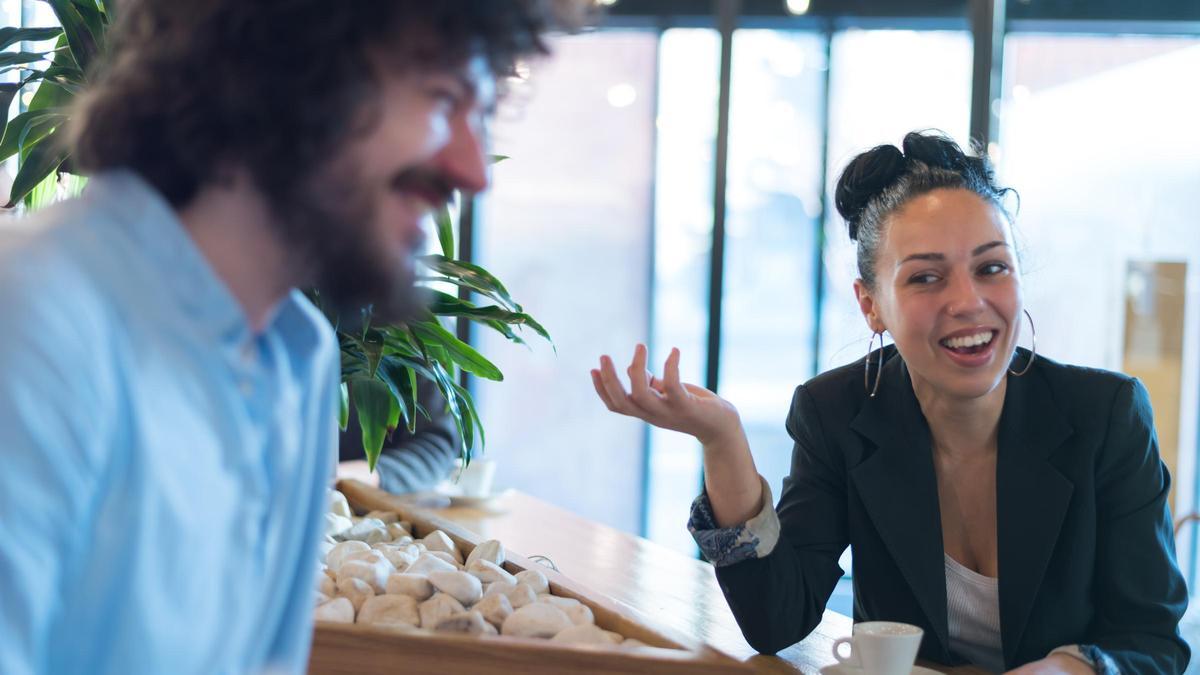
390;488;986;675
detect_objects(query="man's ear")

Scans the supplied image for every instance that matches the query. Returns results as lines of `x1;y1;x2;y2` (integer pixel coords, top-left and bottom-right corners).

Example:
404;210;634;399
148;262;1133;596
853;279;886;334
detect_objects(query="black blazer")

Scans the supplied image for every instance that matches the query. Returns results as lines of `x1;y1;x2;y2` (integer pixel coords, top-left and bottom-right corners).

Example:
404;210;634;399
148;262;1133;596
716;346;1189;673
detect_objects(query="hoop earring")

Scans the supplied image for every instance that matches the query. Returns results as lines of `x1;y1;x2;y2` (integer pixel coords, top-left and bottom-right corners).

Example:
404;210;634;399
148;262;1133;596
1009;309;1037;377
865;331;885;397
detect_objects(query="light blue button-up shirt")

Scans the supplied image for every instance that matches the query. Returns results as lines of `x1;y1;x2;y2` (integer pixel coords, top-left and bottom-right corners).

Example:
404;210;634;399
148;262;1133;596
0;171;340;675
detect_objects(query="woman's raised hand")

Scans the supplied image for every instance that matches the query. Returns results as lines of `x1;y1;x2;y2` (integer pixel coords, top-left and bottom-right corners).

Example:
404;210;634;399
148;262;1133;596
590;344;742;446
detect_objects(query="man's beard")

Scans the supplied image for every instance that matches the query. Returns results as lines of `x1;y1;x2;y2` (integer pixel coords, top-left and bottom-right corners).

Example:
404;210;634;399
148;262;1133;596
271;170;428;325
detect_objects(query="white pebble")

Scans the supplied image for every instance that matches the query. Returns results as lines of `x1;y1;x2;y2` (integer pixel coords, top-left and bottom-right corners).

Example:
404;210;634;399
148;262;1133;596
386;573;434;601
338;518;388;543
501;603;572;639
539;595;594;626
473;593;513;629
419;593;466;629
467;560;516;585
506;582;537;609
428;570;483;606
465;539;505;568
515;569;549;594
326;541;371;573
551;624;621;645
422;530;463;564
336;577;375;613
406;552;458;576
314;596;354;623
324;512;354;539
357;594;420;628
337;558;391;594
434;610;496;636
328;490;353;519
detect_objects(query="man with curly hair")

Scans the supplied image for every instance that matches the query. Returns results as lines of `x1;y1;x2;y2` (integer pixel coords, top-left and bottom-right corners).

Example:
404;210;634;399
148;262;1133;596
0;2;563;673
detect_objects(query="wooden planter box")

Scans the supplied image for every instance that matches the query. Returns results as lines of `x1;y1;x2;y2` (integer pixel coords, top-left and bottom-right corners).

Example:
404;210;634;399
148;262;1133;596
308;480;752;675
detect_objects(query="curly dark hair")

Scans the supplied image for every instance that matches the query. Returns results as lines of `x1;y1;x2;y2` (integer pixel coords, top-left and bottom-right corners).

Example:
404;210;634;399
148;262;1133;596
70;1;565;208
834;130;1017;290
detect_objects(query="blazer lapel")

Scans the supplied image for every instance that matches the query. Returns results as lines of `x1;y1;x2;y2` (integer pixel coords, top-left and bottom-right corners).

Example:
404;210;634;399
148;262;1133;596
850;350;950;654
996;366;1074;665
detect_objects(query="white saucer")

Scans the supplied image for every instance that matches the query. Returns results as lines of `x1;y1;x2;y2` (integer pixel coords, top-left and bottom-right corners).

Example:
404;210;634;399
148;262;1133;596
442;489;512;509
820;665;940;675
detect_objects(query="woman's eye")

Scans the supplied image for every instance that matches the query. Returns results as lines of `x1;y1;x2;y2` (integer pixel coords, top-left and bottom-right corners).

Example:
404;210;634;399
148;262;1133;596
909;273;940;285
979;262;1009;276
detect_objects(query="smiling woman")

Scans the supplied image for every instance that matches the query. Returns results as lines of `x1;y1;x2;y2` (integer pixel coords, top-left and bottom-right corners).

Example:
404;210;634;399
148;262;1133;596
591;132;1190;673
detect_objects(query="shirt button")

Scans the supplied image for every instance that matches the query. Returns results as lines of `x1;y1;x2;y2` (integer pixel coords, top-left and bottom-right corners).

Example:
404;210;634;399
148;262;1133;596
239;379;253;396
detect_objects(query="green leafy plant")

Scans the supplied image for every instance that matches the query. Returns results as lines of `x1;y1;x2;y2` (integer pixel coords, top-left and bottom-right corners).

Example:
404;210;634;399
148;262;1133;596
2;0;551;469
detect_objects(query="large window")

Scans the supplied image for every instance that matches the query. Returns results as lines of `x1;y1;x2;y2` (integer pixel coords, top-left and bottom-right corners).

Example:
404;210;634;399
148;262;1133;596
475;31;659;533
645;28;721;552
998;33;1200;578
719;29;826;515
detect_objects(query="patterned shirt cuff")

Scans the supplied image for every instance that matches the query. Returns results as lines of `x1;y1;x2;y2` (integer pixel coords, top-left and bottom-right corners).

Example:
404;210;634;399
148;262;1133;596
1049;644;1119;674
687;475;780;567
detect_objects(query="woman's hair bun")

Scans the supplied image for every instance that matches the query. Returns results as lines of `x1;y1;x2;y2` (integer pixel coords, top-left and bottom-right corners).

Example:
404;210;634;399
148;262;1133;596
834;143;906;241
901;130;971;174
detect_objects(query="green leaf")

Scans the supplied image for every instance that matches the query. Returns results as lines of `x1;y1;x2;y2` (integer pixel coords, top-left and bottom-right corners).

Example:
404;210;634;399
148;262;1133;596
434;205;455;259
410;320;503;381
0;108;68;162
8;127;66;207
350;377;393;471
450;379;485;457
0;52;52;68
24;166;59;210
0;83;20;121
363;330;386;376
490;154;509;163
419;254;521;312
426;362;472;458
404;367;419;432
45;0;99;72
338;382;349;431
428;291;552;345
0;27;63;51
68;0;107;52
30;63;86;87
374;357;413;430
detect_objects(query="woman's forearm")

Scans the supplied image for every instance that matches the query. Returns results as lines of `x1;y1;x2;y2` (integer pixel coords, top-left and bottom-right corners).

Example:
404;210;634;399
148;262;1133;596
702;427;764;528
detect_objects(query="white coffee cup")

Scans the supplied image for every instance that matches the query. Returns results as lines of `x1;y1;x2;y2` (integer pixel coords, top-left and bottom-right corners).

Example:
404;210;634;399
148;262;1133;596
831;621;923;675
454;458;496;497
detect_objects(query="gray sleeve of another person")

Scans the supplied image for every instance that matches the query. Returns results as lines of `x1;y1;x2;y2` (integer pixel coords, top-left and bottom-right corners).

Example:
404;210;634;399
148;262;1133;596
340;377;461;494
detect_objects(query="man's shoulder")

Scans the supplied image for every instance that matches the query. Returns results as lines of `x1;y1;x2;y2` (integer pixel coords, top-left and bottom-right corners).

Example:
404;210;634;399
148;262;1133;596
0;206;118;342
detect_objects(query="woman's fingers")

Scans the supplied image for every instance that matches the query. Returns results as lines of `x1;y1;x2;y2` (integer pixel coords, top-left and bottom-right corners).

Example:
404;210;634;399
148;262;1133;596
626;344;669;416
596;355;632;412
662;347;688;400
590;368;617;411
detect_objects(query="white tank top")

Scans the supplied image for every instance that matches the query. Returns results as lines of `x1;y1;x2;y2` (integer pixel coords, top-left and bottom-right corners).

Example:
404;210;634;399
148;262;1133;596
945;553;1005;673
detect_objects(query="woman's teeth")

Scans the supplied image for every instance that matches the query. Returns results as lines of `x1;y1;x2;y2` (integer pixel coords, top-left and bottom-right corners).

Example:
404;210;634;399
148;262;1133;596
941;331;994;350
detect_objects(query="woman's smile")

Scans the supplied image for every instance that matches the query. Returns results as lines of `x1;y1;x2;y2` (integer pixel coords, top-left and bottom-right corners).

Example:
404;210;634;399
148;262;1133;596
937;326;1001;368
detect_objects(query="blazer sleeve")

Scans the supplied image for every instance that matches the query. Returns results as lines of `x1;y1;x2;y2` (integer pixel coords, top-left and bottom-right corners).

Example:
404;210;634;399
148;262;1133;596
713;384;850;654
1088;378;1190;673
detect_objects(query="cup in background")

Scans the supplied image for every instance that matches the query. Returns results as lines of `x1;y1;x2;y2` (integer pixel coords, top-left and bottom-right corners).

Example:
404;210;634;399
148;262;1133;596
454;458;496;497
831;621;923;675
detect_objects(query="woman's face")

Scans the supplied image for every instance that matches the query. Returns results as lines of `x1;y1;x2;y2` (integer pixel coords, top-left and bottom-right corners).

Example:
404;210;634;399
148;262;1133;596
854;188;1021;402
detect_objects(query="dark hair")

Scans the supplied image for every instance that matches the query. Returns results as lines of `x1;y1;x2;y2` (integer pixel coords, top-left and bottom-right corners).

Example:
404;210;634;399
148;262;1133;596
70;1;569;208
833;130;1016;289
